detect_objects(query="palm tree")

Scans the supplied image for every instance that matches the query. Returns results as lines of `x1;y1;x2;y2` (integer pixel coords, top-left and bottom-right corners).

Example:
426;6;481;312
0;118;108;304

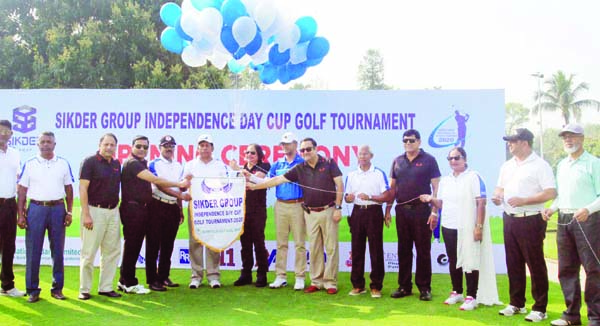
533;70;600;125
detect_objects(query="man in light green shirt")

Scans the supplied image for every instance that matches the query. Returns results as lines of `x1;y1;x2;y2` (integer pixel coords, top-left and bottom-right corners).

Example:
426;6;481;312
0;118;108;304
543;123;600;326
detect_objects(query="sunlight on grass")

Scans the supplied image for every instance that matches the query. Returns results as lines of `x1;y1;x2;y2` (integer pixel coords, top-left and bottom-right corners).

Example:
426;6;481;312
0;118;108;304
329;302;373;314
233;308;260;315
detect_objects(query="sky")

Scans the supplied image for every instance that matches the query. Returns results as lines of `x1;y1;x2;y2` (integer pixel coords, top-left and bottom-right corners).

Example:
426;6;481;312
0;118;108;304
271;0;600;128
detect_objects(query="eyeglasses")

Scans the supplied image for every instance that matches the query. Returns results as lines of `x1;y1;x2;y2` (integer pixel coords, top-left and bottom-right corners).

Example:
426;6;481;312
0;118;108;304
447;155;462;161
161;144;175;148
299;147;314;153
403;138;417;144
245;151;256;155
134;144;149;150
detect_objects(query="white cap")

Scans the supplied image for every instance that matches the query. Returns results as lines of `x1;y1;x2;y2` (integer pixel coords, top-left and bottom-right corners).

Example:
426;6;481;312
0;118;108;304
280;132;297;144
197;134;213;144
559;123;584;136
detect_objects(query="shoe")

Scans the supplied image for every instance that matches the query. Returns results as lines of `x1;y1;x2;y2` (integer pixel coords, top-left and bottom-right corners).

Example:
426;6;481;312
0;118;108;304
294;278;305;291
0;287;26;297
98;291;121;298
189;279;201;289
51;291;66;300
149;282;167;292
233;276;252;286
28;293;40;303
525;311;547;322
348;288;366;296
419;290;432;301
304;285;320;293
255;276;268;288
163;278;179;288
499;304;527;316
118;282;151;294
444;291;464;305
326;288;338;295
78;293;91;300
459;296;477;311
269;277;288;289
550;318;582;326
390;288;412;298
371;289;382;298
209;280;221;289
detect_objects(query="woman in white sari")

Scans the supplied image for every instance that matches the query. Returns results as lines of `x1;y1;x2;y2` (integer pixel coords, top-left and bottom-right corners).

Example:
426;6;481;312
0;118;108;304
421;147;500;310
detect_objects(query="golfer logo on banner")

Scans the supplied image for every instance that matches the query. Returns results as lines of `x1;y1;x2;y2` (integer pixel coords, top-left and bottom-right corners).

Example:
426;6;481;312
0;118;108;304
189;176;246;251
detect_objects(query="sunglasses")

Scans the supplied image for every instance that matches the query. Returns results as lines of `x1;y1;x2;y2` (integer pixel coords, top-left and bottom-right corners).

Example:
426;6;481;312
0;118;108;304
162;144;175;148
245;151;256;155
403;138;417;144
299;147;314;153
134;144;149;150
447;155;462;161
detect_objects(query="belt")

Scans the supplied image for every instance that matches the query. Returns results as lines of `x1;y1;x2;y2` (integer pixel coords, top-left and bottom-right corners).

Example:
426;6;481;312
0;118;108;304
30;199;64;207
302;202;334;214
559;209;578;214
355;204;377;209
89;203;117;210
277;198;304;204
400;202;426;209
127;200;148;207
152;194;177;205
507;211;541;218
0;197;15;205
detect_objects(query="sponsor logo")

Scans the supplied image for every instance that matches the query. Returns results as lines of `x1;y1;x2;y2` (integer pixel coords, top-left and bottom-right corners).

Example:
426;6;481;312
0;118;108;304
179;248;190;264
13;105;37;133
428;109;470;148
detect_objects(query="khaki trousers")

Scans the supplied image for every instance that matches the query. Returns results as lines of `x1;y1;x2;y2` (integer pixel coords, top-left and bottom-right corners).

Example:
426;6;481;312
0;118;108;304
306;207;339;289
188;214;220;282
274;201;306;279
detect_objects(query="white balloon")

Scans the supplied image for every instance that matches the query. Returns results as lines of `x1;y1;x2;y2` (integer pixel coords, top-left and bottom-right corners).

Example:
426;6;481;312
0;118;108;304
180;9;204;40
182;46;208;67
232;16;257;47
209;51;229;70
290;41;308;64
250;41;270;65
192;37;215;55
197;8;223;40
275;24;300;51
241;0;259;16
262;13;283;39
181;0;195;13
253;2;277;32
237;55;252;66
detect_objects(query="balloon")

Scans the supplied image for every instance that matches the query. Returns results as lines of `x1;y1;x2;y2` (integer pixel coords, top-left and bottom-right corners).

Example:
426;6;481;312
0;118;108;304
182;45;208;67
175;17;193;41
268;44;290;66
253;1;277;32
250;40;269;64
233;47;246;60
278;65;291;84
306;36;329;60
244;32;262;56
259;64;278;84
232;16;257;47
220;26;239;54
305;56;323;67
275;24;300;51
221;0;248;27
227;59;246;74
289;41;308;64
240;0;259;15
295;16;317;43
191;0;223;10
209;51;229;69
180;8;204;40
192;37;215;54
160;2;182;28
161;27;185;54
197;8;223;41
288;62;307;80
181;0;195;13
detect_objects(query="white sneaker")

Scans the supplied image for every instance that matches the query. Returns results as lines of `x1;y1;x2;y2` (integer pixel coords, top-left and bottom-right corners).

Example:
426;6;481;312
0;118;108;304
189;279;201;289
118;282;150;294
0;287;26;297
444;291;464;305
459;296;477;311
293;278;305;291
209;279;221;289
499;304;527;316
525;311;548;322
269;277;287;289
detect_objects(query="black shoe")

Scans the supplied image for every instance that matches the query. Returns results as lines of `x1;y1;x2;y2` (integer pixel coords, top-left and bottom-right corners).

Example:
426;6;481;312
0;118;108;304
98;291;122;298
163;278;179;288
51;291;66;300
149;282;167;292
255;277;268;288
233;276;252;286
419;290;432;301
78;293;91;300
28;293;40;303
390;288;412;298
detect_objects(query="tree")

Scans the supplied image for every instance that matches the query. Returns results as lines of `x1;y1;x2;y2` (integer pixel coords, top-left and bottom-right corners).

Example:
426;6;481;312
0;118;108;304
357;49;389;90
229;70;264;90
533;70;600;125
505;102;530;135
289;83;311;90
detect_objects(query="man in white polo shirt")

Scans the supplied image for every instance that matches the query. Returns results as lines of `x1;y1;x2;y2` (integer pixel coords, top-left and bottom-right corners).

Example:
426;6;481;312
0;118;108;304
17;131;74;303
0;120;25;298
492;128;557;322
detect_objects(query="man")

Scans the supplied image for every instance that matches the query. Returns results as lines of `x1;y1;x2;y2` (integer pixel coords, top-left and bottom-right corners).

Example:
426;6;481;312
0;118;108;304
183;134;230;289
543;124;600;326
17;131;74;303
0;120;25;298
493;128;556;322
118;135;189;295
386;129;441;301
344;145;391;298
146;135;190;291
250;137;344;295
78;133;122;300
266;132;307;291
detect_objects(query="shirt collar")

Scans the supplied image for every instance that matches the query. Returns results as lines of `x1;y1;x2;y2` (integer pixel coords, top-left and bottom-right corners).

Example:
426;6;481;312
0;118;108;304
36;154;58;163
355;164;375;173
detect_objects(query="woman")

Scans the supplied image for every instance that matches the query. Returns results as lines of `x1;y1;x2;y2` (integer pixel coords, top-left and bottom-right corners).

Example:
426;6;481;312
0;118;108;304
421;147;500;310
231;144;271;287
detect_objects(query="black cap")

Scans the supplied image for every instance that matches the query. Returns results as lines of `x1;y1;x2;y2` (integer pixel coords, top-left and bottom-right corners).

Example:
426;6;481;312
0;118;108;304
503;128;534;142
160;135;176;146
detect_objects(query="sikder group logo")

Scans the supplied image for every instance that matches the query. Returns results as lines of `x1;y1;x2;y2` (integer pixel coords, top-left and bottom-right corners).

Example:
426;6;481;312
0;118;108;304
13;105;37;133
428;109;470;148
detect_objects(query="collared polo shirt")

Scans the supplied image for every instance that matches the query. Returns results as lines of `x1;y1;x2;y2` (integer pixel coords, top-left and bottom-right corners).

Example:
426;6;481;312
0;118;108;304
390;149;441;203
553;151;600;213
18;154;74;201
183;157;231;179
149;155;184;202
0;146;20;198
269;154;304;200
344;164;390;206
121;155;152;205
438;169;486;229
284;155;342;207
245;161;271;212
496;152;555;214
79;152;121;207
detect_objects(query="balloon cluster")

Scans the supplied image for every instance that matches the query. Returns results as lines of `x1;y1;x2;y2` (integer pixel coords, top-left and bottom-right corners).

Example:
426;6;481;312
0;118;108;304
160;0;330;84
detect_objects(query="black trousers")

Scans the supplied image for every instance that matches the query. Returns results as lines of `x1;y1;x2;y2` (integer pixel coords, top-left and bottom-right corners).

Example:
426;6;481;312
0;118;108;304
350;205;384;290
0;198;17;291
557;212;600;325
240;208;268;277
395;203;432;292
119;202;148;287
503;212;548;312
146;199;181;285
442;227;479;298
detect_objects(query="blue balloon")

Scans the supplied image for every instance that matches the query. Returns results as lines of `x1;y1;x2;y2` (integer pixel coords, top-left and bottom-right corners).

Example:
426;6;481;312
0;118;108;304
160;3;181;28
305;57;323;67
233;47;246;60
175;17;193;41
296;16;317;44
244;33;262;56
191;0;223;10
288;63;307;80
220;26;239;54
249;63;262;71
259;64;278;84
160;27;185;54
268;44;290;66
221;0;247;27
278;65;291;84
306;37;329;60
227;59;246;74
